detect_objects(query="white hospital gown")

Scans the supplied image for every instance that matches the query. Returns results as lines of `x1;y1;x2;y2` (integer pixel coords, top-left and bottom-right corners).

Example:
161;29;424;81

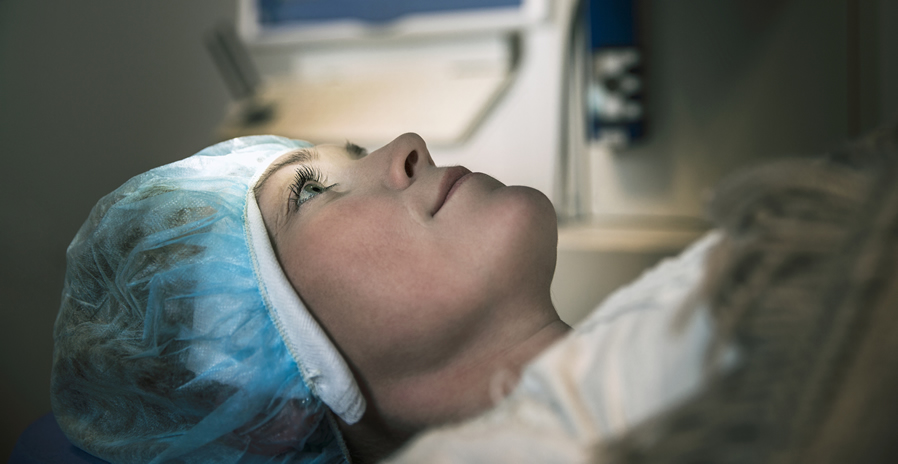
385;232;723;464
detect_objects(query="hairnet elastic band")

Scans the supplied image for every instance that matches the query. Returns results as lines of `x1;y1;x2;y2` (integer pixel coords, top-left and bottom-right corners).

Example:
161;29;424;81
244;180;366;424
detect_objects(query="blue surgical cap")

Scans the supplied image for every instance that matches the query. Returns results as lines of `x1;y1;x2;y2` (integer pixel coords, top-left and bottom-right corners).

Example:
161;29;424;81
51;136;365;464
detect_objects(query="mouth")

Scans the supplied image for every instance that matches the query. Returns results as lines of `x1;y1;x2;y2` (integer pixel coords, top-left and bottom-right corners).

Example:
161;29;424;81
432;166;473;215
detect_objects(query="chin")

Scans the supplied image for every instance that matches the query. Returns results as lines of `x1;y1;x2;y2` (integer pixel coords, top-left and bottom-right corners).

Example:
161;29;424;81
503;185;557;238
486;185;558;282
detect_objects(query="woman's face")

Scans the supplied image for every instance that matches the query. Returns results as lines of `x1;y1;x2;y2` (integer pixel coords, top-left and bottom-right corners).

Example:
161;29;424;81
255;133;557;385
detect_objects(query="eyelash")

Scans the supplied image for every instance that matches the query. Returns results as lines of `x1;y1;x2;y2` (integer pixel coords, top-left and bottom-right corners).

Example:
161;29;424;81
288;165;333;212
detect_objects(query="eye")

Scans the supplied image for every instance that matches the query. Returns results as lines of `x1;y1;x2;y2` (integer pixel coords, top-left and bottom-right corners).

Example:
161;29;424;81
296;182;327;206
288;166;334;212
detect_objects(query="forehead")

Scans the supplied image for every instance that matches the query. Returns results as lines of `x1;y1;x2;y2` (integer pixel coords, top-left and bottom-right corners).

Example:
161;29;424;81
255;147;317;196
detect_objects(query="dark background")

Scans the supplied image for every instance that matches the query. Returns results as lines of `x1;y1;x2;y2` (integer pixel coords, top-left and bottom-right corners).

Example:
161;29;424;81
1;1;238;457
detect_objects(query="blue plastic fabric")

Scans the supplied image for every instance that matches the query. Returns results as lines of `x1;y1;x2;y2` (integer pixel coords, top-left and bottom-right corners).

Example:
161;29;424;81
51;136;347;464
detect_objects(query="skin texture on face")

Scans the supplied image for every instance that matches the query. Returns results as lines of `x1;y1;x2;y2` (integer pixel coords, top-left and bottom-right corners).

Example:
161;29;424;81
255;133;569;460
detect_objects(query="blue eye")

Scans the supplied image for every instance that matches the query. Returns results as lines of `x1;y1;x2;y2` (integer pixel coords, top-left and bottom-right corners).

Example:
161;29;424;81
289;166;333;211
296;182;327;205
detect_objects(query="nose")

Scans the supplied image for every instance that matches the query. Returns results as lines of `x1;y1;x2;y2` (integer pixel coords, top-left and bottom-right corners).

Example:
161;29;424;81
382;133;434;190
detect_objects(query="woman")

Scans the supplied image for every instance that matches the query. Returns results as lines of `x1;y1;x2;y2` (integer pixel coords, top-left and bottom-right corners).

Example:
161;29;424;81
252;132;572;457
52;133;571;463
55;123;898;463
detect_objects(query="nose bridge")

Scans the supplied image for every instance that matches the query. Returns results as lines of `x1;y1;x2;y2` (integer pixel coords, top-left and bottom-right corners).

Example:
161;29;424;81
383;133;433;189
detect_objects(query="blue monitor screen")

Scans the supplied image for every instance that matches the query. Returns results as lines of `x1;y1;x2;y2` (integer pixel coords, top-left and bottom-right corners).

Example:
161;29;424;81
258;0;523;25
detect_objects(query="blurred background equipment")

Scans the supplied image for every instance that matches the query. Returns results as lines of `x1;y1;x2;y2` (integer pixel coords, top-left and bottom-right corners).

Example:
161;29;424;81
216;0;550;147
587;0;645;146
213;0;570;248
206;22;274;126
558;0;647;220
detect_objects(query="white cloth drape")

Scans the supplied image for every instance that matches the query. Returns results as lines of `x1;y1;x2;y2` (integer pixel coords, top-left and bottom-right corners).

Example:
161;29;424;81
386;232;726;464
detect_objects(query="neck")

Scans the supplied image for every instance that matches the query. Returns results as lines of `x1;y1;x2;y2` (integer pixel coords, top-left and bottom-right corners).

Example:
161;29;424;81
339;299;570;463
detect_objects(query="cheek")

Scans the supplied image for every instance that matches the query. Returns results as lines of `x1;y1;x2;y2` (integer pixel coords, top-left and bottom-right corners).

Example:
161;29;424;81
280;199;430;343
274;187;557;376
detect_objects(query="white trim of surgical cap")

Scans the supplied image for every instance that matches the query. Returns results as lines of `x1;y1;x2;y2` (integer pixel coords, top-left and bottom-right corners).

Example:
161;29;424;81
243;152;366;424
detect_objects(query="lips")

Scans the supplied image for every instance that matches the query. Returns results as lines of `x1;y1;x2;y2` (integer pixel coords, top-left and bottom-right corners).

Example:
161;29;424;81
432;166;472;215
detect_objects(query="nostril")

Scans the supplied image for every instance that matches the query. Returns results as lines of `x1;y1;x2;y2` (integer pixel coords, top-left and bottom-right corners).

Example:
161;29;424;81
405;150;418;178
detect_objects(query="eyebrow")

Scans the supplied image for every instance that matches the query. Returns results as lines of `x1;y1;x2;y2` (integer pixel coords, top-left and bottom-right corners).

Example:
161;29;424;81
253;148;318;197
345;141;368;159
254;142;366;197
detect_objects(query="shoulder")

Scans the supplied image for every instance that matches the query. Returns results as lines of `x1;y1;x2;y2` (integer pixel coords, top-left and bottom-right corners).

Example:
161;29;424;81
518;231;724;435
